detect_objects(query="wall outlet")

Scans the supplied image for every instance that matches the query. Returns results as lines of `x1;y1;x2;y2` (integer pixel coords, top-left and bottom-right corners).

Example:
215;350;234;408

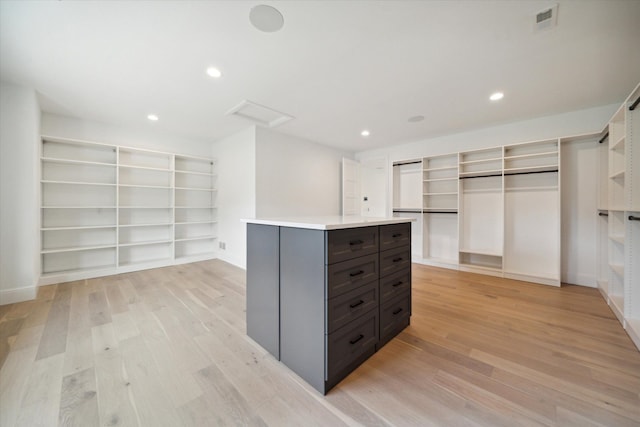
219;241;226;250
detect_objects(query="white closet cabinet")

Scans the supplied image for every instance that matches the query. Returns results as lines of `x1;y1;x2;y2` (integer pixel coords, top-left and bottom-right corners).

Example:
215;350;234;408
597;83;640;349
422;154;458;267
503;140;560;285
392;160;423;258
459;147;504;275
392;138;567;286
40;136;218;285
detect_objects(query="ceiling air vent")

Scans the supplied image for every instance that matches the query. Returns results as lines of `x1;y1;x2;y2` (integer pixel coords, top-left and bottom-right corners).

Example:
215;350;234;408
535;4;558;32
226;100;293;128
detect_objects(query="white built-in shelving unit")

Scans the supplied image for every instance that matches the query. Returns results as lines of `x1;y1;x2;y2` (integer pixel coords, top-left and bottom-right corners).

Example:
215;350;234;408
596;83;640;350
422;154;458;267
459;147;504;275
393;137;565;286
40;136;217;285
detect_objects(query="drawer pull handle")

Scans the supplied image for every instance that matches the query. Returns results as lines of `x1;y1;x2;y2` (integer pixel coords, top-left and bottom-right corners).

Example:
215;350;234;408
350;300;364;308
392;233;403;238
393;281;403;287
393;308;403;315
349;239;364;245
393;257;403;263
350;270;364;277
349;334;364;345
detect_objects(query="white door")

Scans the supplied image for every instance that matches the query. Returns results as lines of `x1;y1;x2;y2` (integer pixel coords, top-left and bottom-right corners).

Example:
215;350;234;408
360;157;388;217
342;158;360;216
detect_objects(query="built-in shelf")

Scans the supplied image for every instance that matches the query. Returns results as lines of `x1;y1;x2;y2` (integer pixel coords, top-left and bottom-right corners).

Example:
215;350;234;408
174;187;217;192
41;244;117;254
41;225;116;231
174;235;217;242
503;151;557;160
118;239;173;248
119;223;173;228
609;170;625;180
610;263;625;277
610;135;625;151
40;135;218;285
41;180;116;187
41;157;116;167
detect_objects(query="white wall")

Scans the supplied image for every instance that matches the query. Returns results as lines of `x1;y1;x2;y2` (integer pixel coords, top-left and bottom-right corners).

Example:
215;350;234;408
0;83;40;304
255;127;350;217
42;113;212;157
355;104;618;287
356;104;618;163
211;127;256;269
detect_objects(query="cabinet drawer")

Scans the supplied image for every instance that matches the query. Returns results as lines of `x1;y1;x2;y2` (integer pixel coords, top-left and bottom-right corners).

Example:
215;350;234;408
379;268;411;304
380;292;411;342
326;309;378;382
379;223;411;252
326;226;378;264
327;281;378;334
326;254;378;299
379;245;411;278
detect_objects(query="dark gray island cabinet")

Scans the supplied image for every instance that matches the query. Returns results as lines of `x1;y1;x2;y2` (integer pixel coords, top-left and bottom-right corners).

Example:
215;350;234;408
244;216;413;394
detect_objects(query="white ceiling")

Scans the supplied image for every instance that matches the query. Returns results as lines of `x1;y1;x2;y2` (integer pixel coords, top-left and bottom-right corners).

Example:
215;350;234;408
1;1;639;152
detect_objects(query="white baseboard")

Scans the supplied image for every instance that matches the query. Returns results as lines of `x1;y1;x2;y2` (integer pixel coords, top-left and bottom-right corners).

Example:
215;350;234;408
562;272;597;287
0;286;38;305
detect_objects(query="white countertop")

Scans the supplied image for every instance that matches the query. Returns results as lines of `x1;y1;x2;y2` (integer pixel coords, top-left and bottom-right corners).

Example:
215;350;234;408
242;215;414;230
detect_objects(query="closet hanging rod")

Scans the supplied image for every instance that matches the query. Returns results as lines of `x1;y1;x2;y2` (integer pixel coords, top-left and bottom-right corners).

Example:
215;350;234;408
630;95;640;111
630;215;640;221
392;209;422;214
504;169;558;177
598;212;609;217
599;132;609;144
459;173;502;179
393;160;422;167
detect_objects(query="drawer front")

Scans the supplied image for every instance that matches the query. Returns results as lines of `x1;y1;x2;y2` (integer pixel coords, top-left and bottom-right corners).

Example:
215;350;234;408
326;253;378;299
326;309;378;381
379;245;411;278
379;268;411;304
380;292;411;341
327;281;378;334
379;222;411;252
326;227;379;264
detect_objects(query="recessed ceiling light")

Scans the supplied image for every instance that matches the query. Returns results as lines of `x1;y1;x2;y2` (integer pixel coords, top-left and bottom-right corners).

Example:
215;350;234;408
408;115;425;123
490;92;504;101
361;130;370;137
250;5;284;32
206;67;222;78
147;114;159;121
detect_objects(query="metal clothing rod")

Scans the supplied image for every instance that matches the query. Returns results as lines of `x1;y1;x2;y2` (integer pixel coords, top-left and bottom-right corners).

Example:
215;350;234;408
630;215;640;221
504;169;558;177
459;173;502;179
393;160;422;167
599;132;609;144
392;209;422;214
630;96;640;111
598;212;609;217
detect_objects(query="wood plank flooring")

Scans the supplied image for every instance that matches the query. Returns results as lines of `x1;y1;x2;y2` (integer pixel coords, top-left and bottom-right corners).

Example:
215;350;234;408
1;261;639;426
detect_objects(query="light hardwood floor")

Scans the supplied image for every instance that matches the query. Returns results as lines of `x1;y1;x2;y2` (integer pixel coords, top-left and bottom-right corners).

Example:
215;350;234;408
1;260;639;426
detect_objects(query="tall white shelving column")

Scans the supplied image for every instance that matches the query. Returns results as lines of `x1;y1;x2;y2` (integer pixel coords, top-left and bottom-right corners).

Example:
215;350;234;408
422;154;458;267
392;160;423;259
624;84;640;348
503;139;560;286
458;147;503;275
40;138;118;280
174;155;218;263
